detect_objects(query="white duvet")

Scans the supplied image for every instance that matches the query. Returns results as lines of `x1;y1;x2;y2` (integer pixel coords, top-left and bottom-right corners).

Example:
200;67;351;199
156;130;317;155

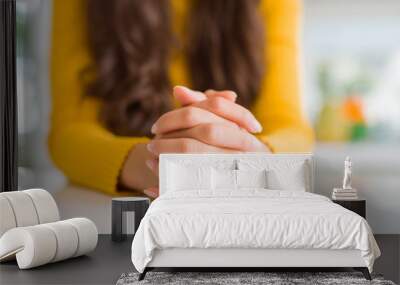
131;190;380;273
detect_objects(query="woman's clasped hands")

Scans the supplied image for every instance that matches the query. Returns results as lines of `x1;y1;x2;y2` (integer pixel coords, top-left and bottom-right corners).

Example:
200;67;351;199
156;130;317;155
144;86;269;197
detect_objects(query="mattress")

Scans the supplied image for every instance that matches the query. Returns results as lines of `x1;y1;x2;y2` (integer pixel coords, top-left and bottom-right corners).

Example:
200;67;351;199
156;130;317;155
131;190;380;273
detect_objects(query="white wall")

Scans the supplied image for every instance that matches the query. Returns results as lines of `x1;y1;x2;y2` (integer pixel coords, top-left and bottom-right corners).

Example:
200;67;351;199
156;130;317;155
304;0;400;234
315;143;400;234
19;0;400;234
17;0;66;192
302;0;400;120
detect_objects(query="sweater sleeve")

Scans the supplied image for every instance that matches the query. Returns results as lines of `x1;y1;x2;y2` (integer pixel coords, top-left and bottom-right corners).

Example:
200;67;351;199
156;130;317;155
254;0;315;153
49;0;148;194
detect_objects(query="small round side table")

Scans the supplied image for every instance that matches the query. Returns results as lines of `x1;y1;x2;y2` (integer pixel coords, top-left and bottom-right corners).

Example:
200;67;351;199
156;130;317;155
111;197;150;242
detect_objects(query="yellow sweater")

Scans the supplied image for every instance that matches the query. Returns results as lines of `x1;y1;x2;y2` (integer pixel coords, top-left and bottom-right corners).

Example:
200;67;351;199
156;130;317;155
49;0;314;195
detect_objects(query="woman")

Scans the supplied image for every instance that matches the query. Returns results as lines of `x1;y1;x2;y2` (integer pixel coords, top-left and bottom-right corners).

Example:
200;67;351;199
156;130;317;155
49;0;313;198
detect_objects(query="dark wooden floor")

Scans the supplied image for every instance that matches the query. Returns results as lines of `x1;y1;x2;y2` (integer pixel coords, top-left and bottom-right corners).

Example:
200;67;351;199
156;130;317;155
0;235;398;285
374;235;400;283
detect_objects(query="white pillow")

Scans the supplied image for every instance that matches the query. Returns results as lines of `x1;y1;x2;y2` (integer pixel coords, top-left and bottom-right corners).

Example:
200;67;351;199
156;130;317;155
238;159;308;191
167;163;212;191
267;164;306;191
237;169;268;188
212;169;237;190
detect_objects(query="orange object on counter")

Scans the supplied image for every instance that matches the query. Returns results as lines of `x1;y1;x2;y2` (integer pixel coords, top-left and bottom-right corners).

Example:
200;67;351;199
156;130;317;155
343;96;366;123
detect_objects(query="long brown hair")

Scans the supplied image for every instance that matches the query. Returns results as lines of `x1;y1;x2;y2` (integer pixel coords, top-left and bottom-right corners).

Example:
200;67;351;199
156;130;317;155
86;0;265;136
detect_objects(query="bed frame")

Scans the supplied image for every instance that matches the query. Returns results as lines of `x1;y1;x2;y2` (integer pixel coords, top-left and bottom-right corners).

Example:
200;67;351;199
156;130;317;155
139;154;372;281
138;248;371;280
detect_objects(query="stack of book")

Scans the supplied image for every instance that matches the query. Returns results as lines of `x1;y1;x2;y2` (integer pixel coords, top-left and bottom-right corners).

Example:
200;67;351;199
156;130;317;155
332;188;358;200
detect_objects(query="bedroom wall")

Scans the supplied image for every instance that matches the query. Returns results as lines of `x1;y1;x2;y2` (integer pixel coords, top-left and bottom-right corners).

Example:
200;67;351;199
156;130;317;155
314;144;400;234
17;0;399;234
304;0;400;234
16;0;66;192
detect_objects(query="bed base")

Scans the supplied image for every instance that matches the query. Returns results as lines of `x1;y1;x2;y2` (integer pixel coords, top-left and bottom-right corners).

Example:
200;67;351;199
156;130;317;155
138;267;371;281
137;248;372;281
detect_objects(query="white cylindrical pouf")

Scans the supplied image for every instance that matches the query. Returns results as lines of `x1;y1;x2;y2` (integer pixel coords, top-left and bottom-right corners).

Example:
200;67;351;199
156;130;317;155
1;192;39;227
0;218;98;269
24;189;60;224
43;221;79;262
65;218;98;257
0;196;17;237
0;226;57;269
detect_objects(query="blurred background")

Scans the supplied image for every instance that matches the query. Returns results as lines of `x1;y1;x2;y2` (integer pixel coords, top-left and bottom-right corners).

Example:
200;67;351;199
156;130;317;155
15;0;400;234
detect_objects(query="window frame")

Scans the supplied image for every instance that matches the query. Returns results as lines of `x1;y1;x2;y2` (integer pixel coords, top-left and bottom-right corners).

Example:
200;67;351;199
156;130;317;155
0;0;18;192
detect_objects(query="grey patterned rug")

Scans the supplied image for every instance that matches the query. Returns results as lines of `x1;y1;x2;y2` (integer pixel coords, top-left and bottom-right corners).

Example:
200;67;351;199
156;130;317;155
116;272;396;285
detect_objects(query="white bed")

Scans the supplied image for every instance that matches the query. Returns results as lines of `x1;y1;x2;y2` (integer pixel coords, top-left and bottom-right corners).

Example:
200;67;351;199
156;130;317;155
131;154;380;280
